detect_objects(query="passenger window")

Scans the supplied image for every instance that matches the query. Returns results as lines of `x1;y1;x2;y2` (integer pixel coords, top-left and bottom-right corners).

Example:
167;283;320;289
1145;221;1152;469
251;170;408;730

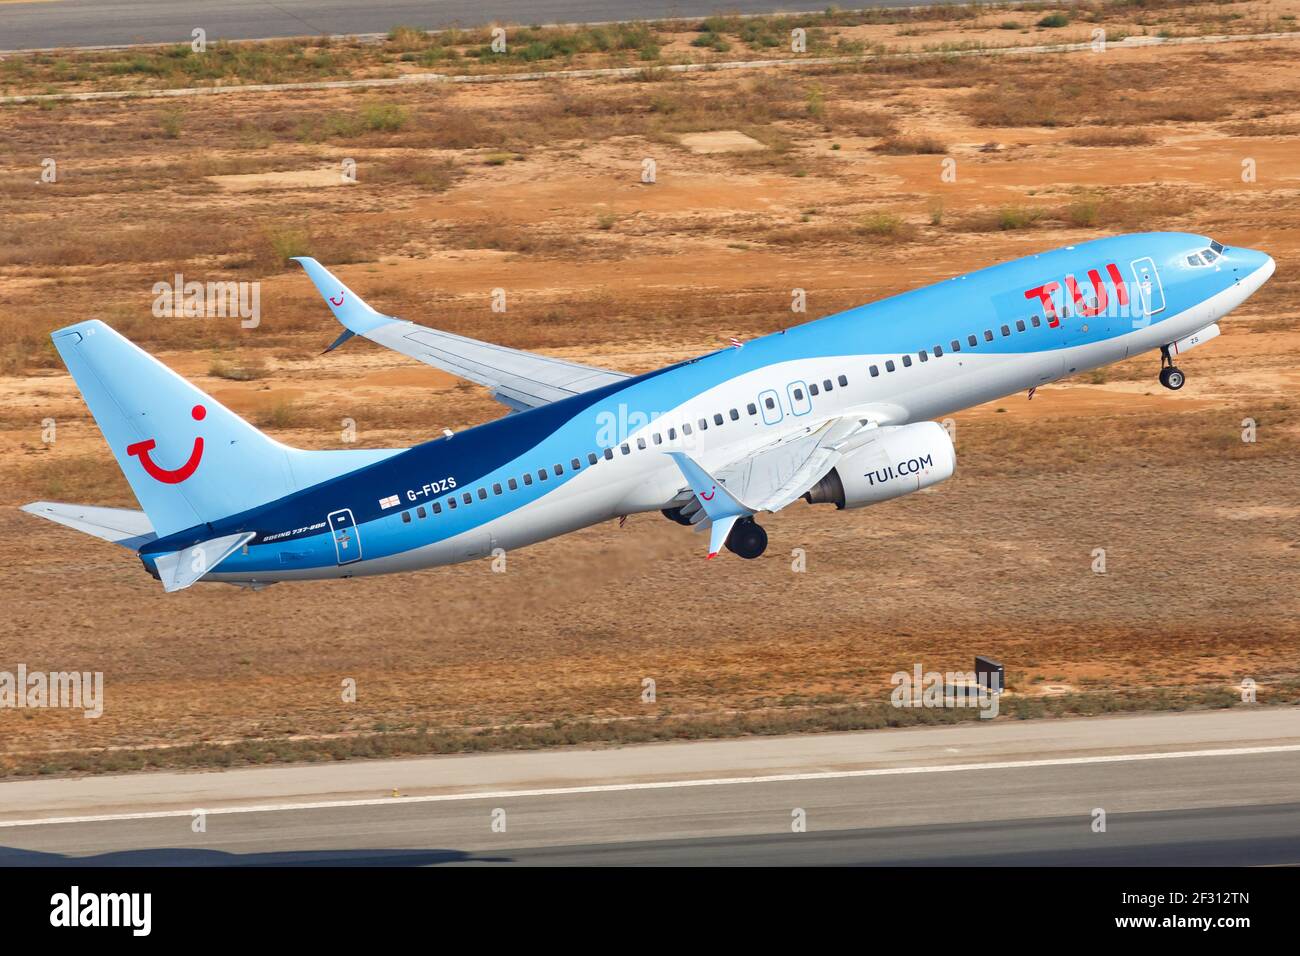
823;379;833;391
508;478;518;491
984;330;994;342
523;473;533;485
604;448;614;460
417;506;426;519
1031;316;1041;328
448;498;457;509
807;386;817;397
869;365;879;377
636;438;646;450
699;418;708;430
493;483;502;495
934;345;943;357
885;359;895;372
794;388;805;400
478;487;488;500
652;434;662;445
968;334;978;347
681;423;691;436
620;443;630;456
902;355;912;368
951;340;961;352
838;375;847;386
1000;325;1010;337
587;453;598;466
432;502;442;514
572;458;581;469
538;470;548;481
669;427;678;439
553;464;563;476
918;351;929;363
463;492;473;504
748;401;759;412
729;409;739;420
711;413;721;425
1015;320;1026;332
763;398;775;410
402;512;411;523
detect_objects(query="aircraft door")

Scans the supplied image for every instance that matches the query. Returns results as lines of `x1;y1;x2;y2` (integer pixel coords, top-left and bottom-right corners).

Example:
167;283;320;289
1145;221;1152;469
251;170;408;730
1130;257;1166;317
327;508;363;565
787;381;812;416
758;388;784;425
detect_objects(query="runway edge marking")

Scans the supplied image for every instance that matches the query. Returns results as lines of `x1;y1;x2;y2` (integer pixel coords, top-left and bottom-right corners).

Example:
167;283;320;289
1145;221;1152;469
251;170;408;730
2;743;1299;829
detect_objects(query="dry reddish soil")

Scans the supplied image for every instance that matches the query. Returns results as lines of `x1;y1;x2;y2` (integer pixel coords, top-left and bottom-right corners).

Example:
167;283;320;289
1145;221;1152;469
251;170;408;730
0;14;1297;771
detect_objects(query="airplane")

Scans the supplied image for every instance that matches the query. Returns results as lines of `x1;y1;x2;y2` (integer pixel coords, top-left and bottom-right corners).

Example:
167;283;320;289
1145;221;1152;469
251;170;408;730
22;232;1274;592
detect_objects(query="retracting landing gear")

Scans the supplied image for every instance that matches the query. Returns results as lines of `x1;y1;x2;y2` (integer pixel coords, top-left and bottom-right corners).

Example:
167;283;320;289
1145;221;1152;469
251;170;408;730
725;517;768;560
1158;345;1185;391
661;506;693;526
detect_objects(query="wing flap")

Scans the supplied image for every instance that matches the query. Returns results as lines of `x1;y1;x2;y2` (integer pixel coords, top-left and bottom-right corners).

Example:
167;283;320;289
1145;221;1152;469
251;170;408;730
713;417;876;513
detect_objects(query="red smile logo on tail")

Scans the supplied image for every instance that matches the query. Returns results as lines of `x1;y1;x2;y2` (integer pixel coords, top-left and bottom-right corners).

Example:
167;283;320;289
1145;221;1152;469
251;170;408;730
126;405;206;484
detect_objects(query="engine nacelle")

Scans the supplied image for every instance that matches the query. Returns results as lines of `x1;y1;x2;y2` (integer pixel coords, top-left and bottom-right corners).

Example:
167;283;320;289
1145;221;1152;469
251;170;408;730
804;421;955;510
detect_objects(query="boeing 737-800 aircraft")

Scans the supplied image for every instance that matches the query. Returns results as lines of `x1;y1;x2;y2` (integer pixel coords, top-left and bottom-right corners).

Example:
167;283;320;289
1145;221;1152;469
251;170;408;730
23;232;1274;591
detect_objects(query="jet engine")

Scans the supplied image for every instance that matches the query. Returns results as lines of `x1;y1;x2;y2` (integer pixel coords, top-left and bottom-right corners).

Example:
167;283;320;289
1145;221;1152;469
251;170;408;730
803;421;955;510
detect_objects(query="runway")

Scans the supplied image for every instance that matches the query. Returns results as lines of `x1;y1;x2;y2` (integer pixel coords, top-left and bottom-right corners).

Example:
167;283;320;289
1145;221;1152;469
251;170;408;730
2;708;1298;865
0;0;961;52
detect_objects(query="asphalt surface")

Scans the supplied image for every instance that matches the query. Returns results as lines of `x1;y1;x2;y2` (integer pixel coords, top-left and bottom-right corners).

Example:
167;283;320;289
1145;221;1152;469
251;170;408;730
2;709;1298;865
0;0;960;52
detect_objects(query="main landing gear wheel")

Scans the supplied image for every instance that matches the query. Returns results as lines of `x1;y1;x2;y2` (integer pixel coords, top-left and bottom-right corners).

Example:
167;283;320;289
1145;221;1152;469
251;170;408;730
1158;345;1186;391
725;518;768;560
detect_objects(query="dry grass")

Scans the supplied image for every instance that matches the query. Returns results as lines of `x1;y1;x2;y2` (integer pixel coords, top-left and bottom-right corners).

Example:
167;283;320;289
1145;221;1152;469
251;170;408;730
872;134;947;154
1064;128;1155;147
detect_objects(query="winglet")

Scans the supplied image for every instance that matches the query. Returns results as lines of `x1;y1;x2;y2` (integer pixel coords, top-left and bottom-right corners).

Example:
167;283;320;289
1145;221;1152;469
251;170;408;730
666;452;753;520
293;257;396;336
707;514;741;559
667;452;753;560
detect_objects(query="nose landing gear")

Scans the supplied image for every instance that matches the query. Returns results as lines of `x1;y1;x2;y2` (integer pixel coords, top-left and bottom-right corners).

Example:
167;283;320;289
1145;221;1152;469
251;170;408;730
725;517;768;560
1158;345;1185;391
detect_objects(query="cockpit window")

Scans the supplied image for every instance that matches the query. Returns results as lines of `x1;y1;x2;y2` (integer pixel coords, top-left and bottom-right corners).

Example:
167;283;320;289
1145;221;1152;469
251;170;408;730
1186;246;1222;267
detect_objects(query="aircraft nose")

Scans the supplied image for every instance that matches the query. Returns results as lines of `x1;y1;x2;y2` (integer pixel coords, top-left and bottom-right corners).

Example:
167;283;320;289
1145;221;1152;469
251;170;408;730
1233;246;1275;280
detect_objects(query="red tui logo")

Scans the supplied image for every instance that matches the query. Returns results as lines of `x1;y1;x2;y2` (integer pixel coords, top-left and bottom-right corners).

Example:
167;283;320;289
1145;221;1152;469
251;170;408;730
126;404;206;484
1024;263;1128;326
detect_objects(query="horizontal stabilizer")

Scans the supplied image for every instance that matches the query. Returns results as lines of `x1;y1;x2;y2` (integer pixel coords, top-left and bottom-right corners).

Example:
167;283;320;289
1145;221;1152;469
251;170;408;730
152;532;255;593
21;501;156;549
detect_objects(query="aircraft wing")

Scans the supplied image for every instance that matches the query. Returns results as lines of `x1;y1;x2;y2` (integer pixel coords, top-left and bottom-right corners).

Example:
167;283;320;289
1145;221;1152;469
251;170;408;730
672;415;880;524
294;258;629;411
